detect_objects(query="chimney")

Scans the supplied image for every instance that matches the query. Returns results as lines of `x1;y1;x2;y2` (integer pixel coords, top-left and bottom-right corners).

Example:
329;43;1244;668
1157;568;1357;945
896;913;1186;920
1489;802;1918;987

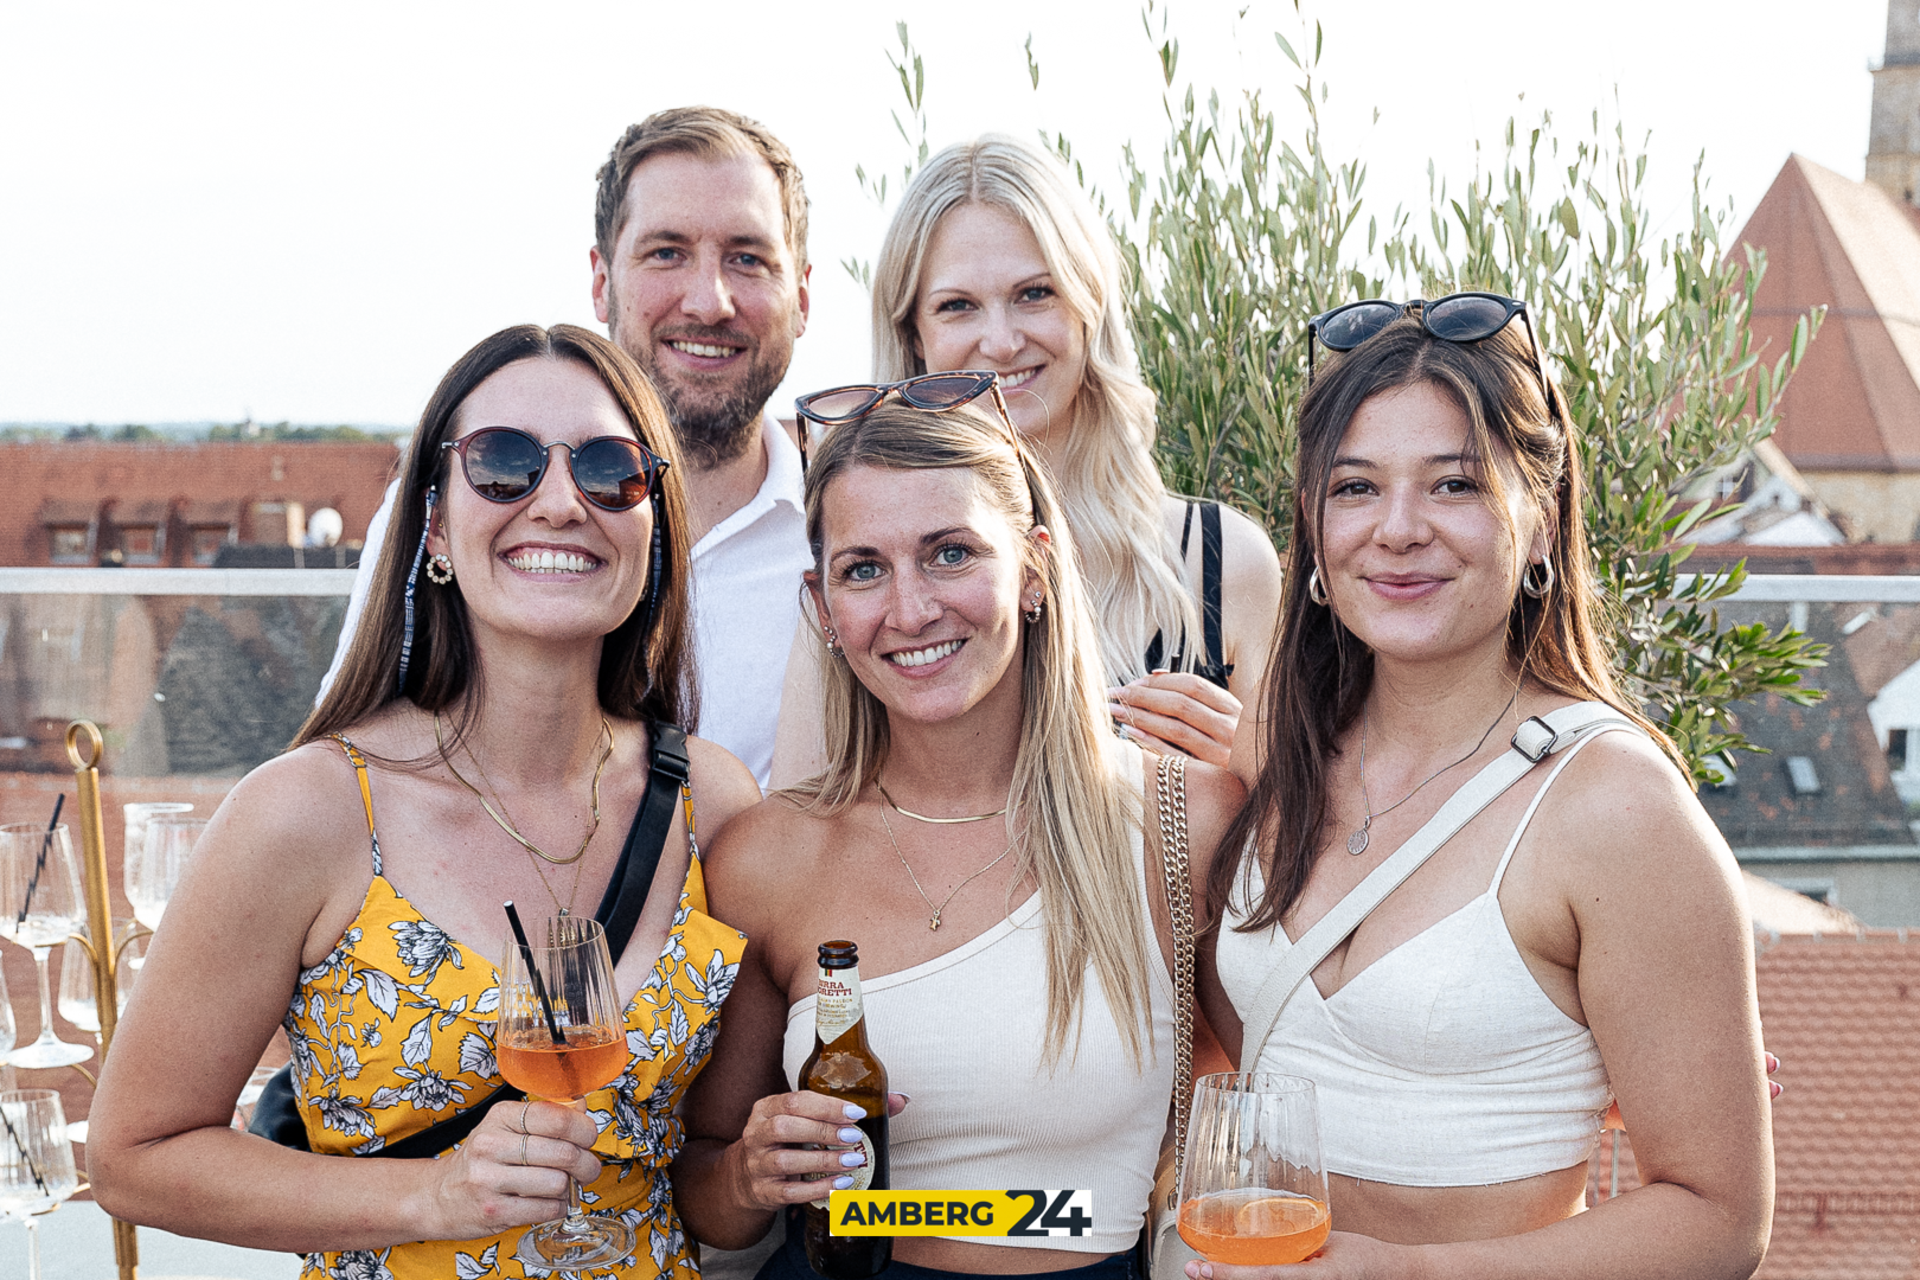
1867;0;1920;203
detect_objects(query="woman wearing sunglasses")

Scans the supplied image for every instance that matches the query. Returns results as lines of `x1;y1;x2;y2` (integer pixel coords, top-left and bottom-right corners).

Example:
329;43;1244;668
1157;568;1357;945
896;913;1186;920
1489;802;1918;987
676;391;1245;1280
90;324;761;1279
771;134;1283;782
1194;304;1771;1277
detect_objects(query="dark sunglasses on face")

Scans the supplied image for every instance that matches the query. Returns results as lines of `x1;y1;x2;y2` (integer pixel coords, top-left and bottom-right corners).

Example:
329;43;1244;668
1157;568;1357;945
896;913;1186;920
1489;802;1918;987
440;427;668;512
1307;292;1554;410
793;370;1016;475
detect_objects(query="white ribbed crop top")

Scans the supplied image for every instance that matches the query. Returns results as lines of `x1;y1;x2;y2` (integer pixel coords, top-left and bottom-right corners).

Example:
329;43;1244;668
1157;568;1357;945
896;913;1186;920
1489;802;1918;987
782;741;1174;1254
1216;733;1617;1187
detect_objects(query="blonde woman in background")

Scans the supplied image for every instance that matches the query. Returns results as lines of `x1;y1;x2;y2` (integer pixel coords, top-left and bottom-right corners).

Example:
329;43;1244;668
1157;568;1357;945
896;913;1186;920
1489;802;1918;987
773;135;1283;783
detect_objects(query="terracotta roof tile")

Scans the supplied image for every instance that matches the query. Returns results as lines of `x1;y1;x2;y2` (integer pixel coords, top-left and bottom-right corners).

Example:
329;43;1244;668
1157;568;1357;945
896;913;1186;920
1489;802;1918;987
1754;930;1920;1277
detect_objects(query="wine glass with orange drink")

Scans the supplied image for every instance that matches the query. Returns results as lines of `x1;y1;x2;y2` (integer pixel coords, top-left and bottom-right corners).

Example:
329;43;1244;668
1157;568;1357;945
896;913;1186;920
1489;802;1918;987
1176;1073;1331;1267
497;910;635;1272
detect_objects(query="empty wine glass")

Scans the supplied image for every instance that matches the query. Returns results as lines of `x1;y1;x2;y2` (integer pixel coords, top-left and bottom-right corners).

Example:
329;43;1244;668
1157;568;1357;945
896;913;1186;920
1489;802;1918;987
1177;1073;1330;1267
125;815;208;938
0;1089;81;1280
121;804;191;965
497;913;634;1272
59;930;137;1037
0;825;91;1070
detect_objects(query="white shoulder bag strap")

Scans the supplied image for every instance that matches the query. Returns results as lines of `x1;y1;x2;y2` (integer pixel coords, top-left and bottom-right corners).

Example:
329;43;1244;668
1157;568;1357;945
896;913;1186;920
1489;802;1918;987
1235;701;1639;1076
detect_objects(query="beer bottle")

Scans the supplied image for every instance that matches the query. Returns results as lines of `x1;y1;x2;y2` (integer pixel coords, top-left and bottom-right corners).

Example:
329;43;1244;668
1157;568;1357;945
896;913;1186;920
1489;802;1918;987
800;939;891;1279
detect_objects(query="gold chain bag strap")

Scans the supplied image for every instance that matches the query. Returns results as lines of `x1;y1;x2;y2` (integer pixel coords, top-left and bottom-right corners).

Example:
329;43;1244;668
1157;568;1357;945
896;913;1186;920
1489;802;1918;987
1147;751;1199;1279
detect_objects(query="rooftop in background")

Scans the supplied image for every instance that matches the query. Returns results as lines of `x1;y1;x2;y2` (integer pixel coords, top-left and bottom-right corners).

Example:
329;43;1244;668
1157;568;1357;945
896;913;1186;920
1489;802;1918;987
1738;155;1920;477
1753;927;1920;1279
0;438;399;568
0;420;408;442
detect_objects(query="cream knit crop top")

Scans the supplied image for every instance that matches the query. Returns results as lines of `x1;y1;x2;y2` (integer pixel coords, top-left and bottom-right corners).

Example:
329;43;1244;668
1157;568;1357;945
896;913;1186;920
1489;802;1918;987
1216;733;1617;1187
781;741;1174;1254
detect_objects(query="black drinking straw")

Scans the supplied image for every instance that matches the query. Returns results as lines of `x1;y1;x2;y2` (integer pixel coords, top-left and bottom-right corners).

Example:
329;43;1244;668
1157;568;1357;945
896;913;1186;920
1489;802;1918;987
16;795;64;928
503;901;566;1046
0;1103;47;1195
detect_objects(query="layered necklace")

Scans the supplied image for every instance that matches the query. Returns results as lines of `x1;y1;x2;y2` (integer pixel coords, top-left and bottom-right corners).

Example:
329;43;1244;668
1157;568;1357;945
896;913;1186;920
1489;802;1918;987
1347;687;1518;856
436;712;614;914
875;777;1017;931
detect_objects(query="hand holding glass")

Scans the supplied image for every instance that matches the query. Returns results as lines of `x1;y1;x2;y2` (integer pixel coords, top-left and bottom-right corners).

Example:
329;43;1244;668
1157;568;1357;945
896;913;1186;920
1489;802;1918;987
1177;1073;1330;1266
496;914;634;1272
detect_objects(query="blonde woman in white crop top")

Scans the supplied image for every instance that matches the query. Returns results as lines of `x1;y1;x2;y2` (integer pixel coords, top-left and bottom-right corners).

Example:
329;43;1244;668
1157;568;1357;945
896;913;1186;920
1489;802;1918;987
674;393;1244;1280
1195;310;1772;1280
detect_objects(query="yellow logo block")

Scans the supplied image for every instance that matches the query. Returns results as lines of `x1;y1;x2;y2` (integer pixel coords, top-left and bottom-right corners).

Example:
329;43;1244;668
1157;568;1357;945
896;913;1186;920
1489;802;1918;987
828;1190;1093;1238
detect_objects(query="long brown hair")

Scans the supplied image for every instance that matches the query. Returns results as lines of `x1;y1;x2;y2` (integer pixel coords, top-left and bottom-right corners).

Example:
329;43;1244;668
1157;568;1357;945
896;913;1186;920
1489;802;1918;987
1213;315;1671;931
787;400;1155;1068
293;324;696;749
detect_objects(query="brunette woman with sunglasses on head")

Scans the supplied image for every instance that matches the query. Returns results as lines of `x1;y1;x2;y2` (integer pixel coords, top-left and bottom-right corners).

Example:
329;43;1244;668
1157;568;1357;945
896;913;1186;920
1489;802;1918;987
89;324;762;1280
771;135;1284;782
1194;303;1771;1278
676;388;1245;1280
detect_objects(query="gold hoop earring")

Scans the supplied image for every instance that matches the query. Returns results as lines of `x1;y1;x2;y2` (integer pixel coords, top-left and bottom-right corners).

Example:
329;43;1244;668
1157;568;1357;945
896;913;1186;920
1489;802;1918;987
1521;558;1554;599
426;553;454;585
1307;567;1329;607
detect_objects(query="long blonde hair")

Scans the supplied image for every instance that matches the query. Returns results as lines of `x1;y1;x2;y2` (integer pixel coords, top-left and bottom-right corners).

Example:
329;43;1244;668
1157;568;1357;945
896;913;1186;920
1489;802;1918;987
790;400;1154;1067
871;135;1201;684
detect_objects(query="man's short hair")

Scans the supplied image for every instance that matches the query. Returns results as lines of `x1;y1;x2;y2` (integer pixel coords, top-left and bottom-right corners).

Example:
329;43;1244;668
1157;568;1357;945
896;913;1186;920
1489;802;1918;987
594;106;810;274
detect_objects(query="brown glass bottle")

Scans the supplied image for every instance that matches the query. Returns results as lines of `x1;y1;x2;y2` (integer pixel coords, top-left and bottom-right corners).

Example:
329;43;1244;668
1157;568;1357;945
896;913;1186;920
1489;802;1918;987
799;940;891;1279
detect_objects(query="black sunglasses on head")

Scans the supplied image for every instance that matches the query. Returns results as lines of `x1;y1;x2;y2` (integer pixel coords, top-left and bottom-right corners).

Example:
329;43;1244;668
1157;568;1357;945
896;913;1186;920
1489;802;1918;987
1307;292;1554;410
793;371;1017;475
440;427;668;512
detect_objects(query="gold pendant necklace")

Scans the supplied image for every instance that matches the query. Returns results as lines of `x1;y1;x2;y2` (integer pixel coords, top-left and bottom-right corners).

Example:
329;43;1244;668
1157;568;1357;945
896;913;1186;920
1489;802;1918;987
877;802;1016;931
436;712;613;889
876;777;1009;825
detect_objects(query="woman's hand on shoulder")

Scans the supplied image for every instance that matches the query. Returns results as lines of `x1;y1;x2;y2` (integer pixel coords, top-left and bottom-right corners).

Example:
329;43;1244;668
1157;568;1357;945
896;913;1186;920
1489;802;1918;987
1112;671;1241;767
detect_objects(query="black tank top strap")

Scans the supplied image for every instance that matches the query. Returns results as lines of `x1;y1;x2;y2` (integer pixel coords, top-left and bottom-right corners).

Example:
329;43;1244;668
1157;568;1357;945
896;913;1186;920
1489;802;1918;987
329;733;384;876
1143;501;1233;690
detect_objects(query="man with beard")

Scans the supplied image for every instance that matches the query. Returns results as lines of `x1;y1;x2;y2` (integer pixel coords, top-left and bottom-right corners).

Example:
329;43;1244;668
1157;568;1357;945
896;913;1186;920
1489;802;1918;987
320;107;812;786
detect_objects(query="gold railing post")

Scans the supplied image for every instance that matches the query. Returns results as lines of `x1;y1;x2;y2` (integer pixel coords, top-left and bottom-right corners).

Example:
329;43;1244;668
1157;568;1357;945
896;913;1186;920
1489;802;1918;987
65;719;138;1280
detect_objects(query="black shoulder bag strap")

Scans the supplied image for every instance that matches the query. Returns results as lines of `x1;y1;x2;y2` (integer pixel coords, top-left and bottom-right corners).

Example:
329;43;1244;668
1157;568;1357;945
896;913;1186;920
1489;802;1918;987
249;721;692;1158
1197;499;1228;679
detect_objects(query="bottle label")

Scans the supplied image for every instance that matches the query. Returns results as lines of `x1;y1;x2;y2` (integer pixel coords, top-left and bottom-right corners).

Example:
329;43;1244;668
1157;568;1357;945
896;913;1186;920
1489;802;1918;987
814;962;863;1044
810;1128;877;1209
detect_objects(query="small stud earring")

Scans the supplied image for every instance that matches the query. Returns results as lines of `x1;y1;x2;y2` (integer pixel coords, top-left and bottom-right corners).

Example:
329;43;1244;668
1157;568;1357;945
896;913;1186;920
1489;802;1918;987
426;553;454;585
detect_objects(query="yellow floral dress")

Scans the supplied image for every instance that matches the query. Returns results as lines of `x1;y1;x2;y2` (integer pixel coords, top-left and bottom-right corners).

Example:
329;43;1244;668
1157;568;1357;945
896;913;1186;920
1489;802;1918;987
286;736;746;1279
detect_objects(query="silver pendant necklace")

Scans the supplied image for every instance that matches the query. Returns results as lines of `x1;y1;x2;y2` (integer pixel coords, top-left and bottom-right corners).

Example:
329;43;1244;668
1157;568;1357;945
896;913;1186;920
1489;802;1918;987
1348;688;1519;856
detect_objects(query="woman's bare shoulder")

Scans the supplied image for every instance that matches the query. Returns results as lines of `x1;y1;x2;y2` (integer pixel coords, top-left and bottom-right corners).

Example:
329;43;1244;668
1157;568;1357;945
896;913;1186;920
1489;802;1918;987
1533;726;1732;883
684;733;764;836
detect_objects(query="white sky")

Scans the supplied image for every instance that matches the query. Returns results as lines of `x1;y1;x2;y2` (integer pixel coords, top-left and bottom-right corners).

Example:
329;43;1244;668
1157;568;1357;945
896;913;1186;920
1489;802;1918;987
0;0;1887;426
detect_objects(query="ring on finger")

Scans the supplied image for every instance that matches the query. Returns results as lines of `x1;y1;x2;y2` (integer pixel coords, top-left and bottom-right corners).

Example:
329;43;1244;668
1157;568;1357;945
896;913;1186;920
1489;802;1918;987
521;1099;535;1134
520;1133;530;1166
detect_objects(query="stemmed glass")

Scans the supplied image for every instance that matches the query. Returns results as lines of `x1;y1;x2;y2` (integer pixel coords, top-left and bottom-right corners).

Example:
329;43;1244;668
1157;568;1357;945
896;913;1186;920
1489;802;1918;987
125;815;208;939
1176;1073;1331;1267
0;1089;81;1280
0;825;92;1070
121;803;192;966
496;913;634;1272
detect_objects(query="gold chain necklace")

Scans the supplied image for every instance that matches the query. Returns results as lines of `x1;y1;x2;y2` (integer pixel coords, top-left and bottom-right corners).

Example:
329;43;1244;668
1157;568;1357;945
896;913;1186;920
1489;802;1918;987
436;712;613;871
876;777;1009;825
877;801;1016;931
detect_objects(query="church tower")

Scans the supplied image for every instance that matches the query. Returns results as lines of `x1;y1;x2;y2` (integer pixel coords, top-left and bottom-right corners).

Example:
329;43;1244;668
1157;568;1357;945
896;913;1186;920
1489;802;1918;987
1868;0;1920;202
